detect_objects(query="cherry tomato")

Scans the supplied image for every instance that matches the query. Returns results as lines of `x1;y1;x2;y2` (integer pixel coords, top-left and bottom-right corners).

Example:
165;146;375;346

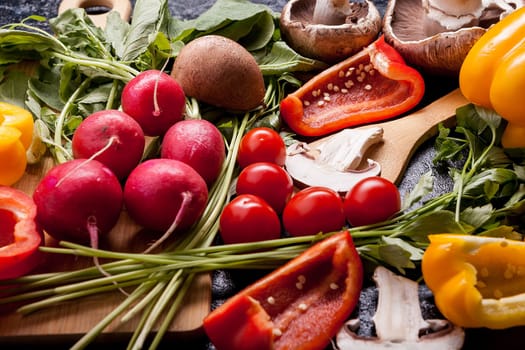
343;176;401;227
219;194;281;244
236;162;293;214
282;186;346;237
237;127;286;168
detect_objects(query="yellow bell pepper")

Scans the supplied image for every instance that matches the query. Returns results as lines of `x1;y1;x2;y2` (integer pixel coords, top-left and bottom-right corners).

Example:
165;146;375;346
422;234;525;329
459;7;525;148
0;102;34;186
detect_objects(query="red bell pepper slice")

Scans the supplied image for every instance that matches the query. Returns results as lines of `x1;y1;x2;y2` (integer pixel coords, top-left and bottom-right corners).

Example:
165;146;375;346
0;186;43;280
280;36;425;137
203;231;363;350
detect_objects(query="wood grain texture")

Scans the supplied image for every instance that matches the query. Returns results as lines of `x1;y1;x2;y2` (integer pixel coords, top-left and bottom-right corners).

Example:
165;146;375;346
356;88;469;184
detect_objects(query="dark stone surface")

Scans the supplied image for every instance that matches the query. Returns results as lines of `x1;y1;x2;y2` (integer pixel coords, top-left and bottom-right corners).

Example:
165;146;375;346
0;0;290;27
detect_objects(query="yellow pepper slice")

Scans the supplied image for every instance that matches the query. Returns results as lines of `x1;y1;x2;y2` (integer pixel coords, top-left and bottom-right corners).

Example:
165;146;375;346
0;102;34;186
490;42;525;125
422;234;525;329
459;7;525;110
459;7;525;148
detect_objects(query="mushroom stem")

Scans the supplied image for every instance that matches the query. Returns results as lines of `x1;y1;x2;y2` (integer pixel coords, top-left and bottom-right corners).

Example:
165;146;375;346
313;0;353;25
335;266;465;349
372;266;441;342
427;0;483;17
422;0;484;29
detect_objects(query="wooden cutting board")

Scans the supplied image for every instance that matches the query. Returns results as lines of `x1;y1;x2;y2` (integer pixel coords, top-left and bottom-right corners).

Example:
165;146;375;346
0;157;211;345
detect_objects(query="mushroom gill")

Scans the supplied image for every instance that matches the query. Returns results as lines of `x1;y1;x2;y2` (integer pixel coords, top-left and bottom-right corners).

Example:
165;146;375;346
280;0;382;64
382;0;524;76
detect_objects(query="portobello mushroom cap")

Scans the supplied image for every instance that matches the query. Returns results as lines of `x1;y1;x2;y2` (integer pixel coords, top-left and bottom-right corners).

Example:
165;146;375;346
382;0;524;76
280;0;382;64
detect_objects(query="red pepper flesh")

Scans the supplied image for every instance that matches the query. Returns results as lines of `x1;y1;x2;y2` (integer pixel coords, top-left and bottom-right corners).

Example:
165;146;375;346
0;186;43;280
204;294;274;350
203;231;363;350
280;36;425;137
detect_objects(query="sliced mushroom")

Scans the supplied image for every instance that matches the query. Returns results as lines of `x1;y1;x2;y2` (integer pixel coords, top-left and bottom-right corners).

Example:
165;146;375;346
280;0;382;63
285;127;383;193
383;0;524;75
335;266;465;349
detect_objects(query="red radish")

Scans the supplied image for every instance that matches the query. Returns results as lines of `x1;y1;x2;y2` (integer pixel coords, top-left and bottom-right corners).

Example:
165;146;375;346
71;109;145;180
161;119;225;186
123;159;208;251
33;159;123;244
121;70;186;136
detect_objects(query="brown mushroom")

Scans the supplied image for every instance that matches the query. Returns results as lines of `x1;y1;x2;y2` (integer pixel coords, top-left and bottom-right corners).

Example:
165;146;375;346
382;0;524;76
280;0;382;64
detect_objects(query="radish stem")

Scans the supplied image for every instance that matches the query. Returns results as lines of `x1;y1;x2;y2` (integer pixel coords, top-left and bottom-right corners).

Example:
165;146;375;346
53;78;92;163
143;191;193;254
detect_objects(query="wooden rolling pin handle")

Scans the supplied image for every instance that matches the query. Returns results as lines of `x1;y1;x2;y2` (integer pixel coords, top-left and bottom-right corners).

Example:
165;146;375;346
58;0;132;28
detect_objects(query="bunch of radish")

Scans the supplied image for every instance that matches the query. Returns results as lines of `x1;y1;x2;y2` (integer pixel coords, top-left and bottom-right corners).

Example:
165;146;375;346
33;69;225;253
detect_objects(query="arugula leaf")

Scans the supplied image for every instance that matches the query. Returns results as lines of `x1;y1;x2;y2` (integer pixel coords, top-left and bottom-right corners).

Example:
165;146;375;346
119;0;172;62
104;11;130;59
76;83;117;116
0;69;32;108
175;0;273;41
238;11;276;51
0;29;63;64
27;65;64;111
256;41;328;75
50;9;110;58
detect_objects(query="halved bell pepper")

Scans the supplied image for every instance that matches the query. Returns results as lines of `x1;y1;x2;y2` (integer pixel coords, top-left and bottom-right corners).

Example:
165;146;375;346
279;36;425;137
422;234;525;329
0;102;34;186
203;231;363;350
0;186;43;280
459;7;525;148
